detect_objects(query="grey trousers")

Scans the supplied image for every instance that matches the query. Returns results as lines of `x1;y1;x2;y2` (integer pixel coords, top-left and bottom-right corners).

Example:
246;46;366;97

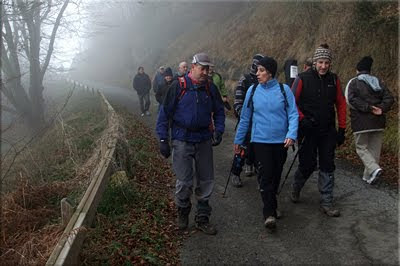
354;131;383;178
172;139;214;216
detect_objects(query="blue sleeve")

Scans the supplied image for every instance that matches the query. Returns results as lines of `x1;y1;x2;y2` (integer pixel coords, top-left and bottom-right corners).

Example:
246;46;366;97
211;84;225;134
284;85;299;140
234;85;253;145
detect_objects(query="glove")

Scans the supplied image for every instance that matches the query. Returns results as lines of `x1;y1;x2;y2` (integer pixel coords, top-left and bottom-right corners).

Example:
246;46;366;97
159;139;171;158
299;116;317;137
336;128;346;147
212;131;223;146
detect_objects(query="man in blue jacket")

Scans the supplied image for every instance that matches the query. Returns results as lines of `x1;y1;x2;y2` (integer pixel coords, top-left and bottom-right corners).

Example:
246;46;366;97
156;52;225;235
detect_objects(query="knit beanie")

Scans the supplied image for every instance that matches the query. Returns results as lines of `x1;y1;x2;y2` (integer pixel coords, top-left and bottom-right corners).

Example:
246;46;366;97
250;54;264;75
257;56;277;78
163;67;173;77
356;56;373;72
313;43;332;62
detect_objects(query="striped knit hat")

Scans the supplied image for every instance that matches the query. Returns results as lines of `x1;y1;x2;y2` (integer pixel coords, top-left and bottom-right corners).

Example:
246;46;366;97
313;43;332;62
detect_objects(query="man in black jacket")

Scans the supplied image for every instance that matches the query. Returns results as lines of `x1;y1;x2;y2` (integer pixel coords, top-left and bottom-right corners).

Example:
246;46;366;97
345;56;394;185
133;66;152;116
290;44;347;217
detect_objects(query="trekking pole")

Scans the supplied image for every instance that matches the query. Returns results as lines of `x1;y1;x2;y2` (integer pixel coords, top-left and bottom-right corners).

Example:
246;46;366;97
222;157;236;198
277;138;305;195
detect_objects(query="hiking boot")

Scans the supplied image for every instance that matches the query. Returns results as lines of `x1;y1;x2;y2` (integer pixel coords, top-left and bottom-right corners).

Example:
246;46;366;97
264;216;276;230
245;164;254;177
177;206;191;230
196;220;217;235
368;168;382;185
145;111;151;116
362;175;370;183
231;174;243;188
140;113;145;117
319;206;340;217
290;190;300;203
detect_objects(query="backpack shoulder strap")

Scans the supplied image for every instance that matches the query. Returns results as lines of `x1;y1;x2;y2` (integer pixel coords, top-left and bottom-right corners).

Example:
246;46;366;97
177;76;187;100
247;82;258;109
279;83;289;108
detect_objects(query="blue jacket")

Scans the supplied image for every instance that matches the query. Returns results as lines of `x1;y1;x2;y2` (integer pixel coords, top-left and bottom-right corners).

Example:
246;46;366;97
234;79;298;144
156;75;225;142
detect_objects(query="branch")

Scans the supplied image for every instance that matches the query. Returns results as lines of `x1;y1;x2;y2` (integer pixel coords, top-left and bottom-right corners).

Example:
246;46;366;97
40;0;70;80
40;0;53;22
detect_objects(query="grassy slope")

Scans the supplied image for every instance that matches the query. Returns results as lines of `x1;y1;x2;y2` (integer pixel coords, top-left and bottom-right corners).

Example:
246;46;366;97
0;91;107;265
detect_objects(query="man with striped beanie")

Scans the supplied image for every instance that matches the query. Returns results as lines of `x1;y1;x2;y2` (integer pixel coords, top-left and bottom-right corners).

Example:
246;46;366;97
290;43;347;217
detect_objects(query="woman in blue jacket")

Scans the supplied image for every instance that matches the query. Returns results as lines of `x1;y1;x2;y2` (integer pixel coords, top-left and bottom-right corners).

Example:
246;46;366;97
234;56;299;230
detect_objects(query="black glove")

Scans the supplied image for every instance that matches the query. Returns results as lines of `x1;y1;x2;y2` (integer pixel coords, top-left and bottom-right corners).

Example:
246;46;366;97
299;116;317;137
336;128;346;147
159;139;171;158
212;131;223;146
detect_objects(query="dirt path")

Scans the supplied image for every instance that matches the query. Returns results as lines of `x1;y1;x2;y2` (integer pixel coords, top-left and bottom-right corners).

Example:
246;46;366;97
98;84;398;265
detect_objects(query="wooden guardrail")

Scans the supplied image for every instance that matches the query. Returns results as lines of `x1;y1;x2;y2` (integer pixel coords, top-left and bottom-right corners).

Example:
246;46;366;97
46;89;121;265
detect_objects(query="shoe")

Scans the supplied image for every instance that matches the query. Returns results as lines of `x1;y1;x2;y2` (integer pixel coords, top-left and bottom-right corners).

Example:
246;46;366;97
145;111;151;116
264;216;276;230
140;113;145;117
231;174;243;188
290;190;300;203
362;175;370;182
319;206;340;217
177;206;190;230
245;164;254;177
196;221;217;235
368;168;382;185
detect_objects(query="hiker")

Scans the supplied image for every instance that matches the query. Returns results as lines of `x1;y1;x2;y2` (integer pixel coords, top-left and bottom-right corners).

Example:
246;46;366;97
234;56;298;230
345;56;394;184
232;54;263;187
133;66;152;116
153;66;165;94
303;57;313;72
156;52;225;235
283;59;298;87
174;61;188;78
209;65;229;104
290;43;347;217
155;67;174;109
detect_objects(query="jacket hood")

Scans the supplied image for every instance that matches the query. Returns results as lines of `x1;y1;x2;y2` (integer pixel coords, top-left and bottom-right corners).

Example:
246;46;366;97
357;74;381;92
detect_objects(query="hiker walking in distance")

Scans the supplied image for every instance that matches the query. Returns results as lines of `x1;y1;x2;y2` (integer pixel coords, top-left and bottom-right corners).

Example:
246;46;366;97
133;66;152;116
156;52;225;235
290;43;347;217
345;56;394;184
234;56;298;230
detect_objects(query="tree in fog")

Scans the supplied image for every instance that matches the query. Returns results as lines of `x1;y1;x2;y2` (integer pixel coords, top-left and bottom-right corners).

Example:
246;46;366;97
1;0;70;129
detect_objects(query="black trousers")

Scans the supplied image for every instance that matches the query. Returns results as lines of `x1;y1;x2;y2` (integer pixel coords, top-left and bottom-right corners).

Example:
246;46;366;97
138;92;150;113
297;127;337;178
253;143;288;219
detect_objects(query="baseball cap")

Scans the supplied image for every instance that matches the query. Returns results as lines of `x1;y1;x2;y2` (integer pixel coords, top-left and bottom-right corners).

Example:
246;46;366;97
191;52;214;67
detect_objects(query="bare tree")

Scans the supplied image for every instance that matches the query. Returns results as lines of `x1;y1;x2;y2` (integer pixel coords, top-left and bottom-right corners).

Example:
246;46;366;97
1;0;70;129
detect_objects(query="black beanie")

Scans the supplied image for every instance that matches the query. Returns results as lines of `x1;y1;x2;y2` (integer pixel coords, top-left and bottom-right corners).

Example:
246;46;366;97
164;67;173;77
258;56;278;78
356;56;373;72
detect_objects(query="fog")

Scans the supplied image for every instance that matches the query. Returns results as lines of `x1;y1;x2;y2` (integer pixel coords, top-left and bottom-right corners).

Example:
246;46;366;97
68;1;247;86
